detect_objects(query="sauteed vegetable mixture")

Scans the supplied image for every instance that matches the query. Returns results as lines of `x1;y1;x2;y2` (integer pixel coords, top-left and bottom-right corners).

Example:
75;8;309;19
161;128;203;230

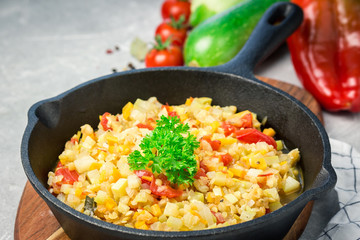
48;97;302;231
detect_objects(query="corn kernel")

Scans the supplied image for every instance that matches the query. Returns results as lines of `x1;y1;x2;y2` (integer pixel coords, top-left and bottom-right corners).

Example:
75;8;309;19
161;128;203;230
229;168;247;178
75;188;82;197
89;162;102;170
190;129;199;136
105;198;117;210
106;134;119;145
250;157;267;170
219;138;237;145
185;97;194;106
180;114;188;122
263;128;276;137
122;102;133;120
151;204;162;217
141;176;153;182
135;220;149;230
210;121;220;133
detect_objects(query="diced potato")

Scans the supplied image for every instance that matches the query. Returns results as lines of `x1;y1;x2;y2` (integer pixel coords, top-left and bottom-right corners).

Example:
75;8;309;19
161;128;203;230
163;202;179;217
197;97;212;105
224;194;238;204
87;169;100;184
246;169;263;177
188;191;205;203
111;178;128;201
183;212;200;229
264;156;280;165
283;176;301;194
117;156;133;177
82;136;96;150
74;155;96;173
94;190;108;204
118;202;130;214
133;191;150;203
60;184;72;195
269;201;283;212
213;186;223;196
167;216;183;230
127;174;141;189
240;207;256;222
263;188;280;202
211;172;227;186
59;149;76;164
288;149;300;166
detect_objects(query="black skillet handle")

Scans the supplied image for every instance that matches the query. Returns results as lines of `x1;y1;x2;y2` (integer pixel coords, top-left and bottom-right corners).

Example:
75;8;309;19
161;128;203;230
208;2;303;79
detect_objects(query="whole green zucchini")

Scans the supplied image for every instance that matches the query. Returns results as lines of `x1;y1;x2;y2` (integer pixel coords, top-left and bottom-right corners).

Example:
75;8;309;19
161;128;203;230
190;0;246;27
184;0;288;67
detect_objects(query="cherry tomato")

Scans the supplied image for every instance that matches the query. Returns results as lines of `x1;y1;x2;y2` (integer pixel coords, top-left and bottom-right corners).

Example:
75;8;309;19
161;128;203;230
161;0;191;23
55;162;79;185
145;44;183;67
155;20;187;47
235;128;277;149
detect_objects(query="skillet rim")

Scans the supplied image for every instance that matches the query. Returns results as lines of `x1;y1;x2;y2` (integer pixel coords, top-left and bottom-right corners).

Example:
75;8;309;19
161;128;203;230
21;66;337;238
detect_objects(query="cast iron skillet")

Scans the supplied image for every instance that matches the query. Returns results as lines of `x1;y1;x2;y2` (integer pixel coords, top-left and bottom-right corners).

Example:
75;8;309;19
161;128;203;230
21;2;336;240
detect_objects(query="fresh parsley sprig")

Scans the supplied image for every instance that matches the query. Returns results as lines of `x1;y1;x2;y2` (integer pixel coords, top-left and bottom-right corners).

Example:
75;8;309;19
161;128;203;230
128;115;199;185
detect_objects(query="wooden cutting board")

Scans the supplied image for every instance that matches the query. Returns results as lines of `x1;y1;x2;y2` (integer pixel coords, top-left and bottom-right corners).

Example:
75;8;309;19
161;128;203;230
14;76;322;240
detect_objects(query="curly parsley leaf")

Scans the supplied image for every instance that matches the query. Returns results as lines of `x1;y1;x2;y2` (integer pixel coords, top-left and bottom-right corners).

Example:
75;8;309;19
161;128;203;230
128;115;199;185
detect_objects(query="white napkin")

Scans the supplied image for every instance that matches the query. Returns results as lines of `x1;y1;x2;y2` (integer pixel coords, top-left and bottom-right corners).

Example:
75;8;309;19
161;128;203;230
316;138;360;239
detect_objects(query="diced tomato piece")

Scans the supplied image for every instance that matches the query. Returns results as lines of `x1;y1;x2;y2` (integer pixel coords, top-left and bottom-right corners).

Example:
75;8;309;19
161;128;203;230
219;153;233;166
221;113;253;136
134;170;183;198
168;111;179;118
55;162;79;185
134;170;153;184
221;122;236;137
211;211;225;224
201;135;221;151
199;161;209;173
194;168;207;179
70;137;78;144
162;104;179;118
235;128;277;149
240;113;253;128
136;123;154;130
100;112;112;131
150;178;183;198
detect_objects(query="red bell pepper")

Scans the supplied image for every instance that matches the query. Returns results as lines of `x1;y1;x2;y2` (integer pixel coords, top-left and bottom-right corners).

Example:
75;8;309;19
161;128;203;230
235;129;277;149
287;0;360;112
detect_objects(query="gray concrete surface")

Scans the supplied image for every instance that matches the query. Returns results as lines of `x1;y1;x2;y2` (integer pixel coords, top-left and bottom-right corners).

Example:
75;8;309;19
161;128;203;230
0;0;359;239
